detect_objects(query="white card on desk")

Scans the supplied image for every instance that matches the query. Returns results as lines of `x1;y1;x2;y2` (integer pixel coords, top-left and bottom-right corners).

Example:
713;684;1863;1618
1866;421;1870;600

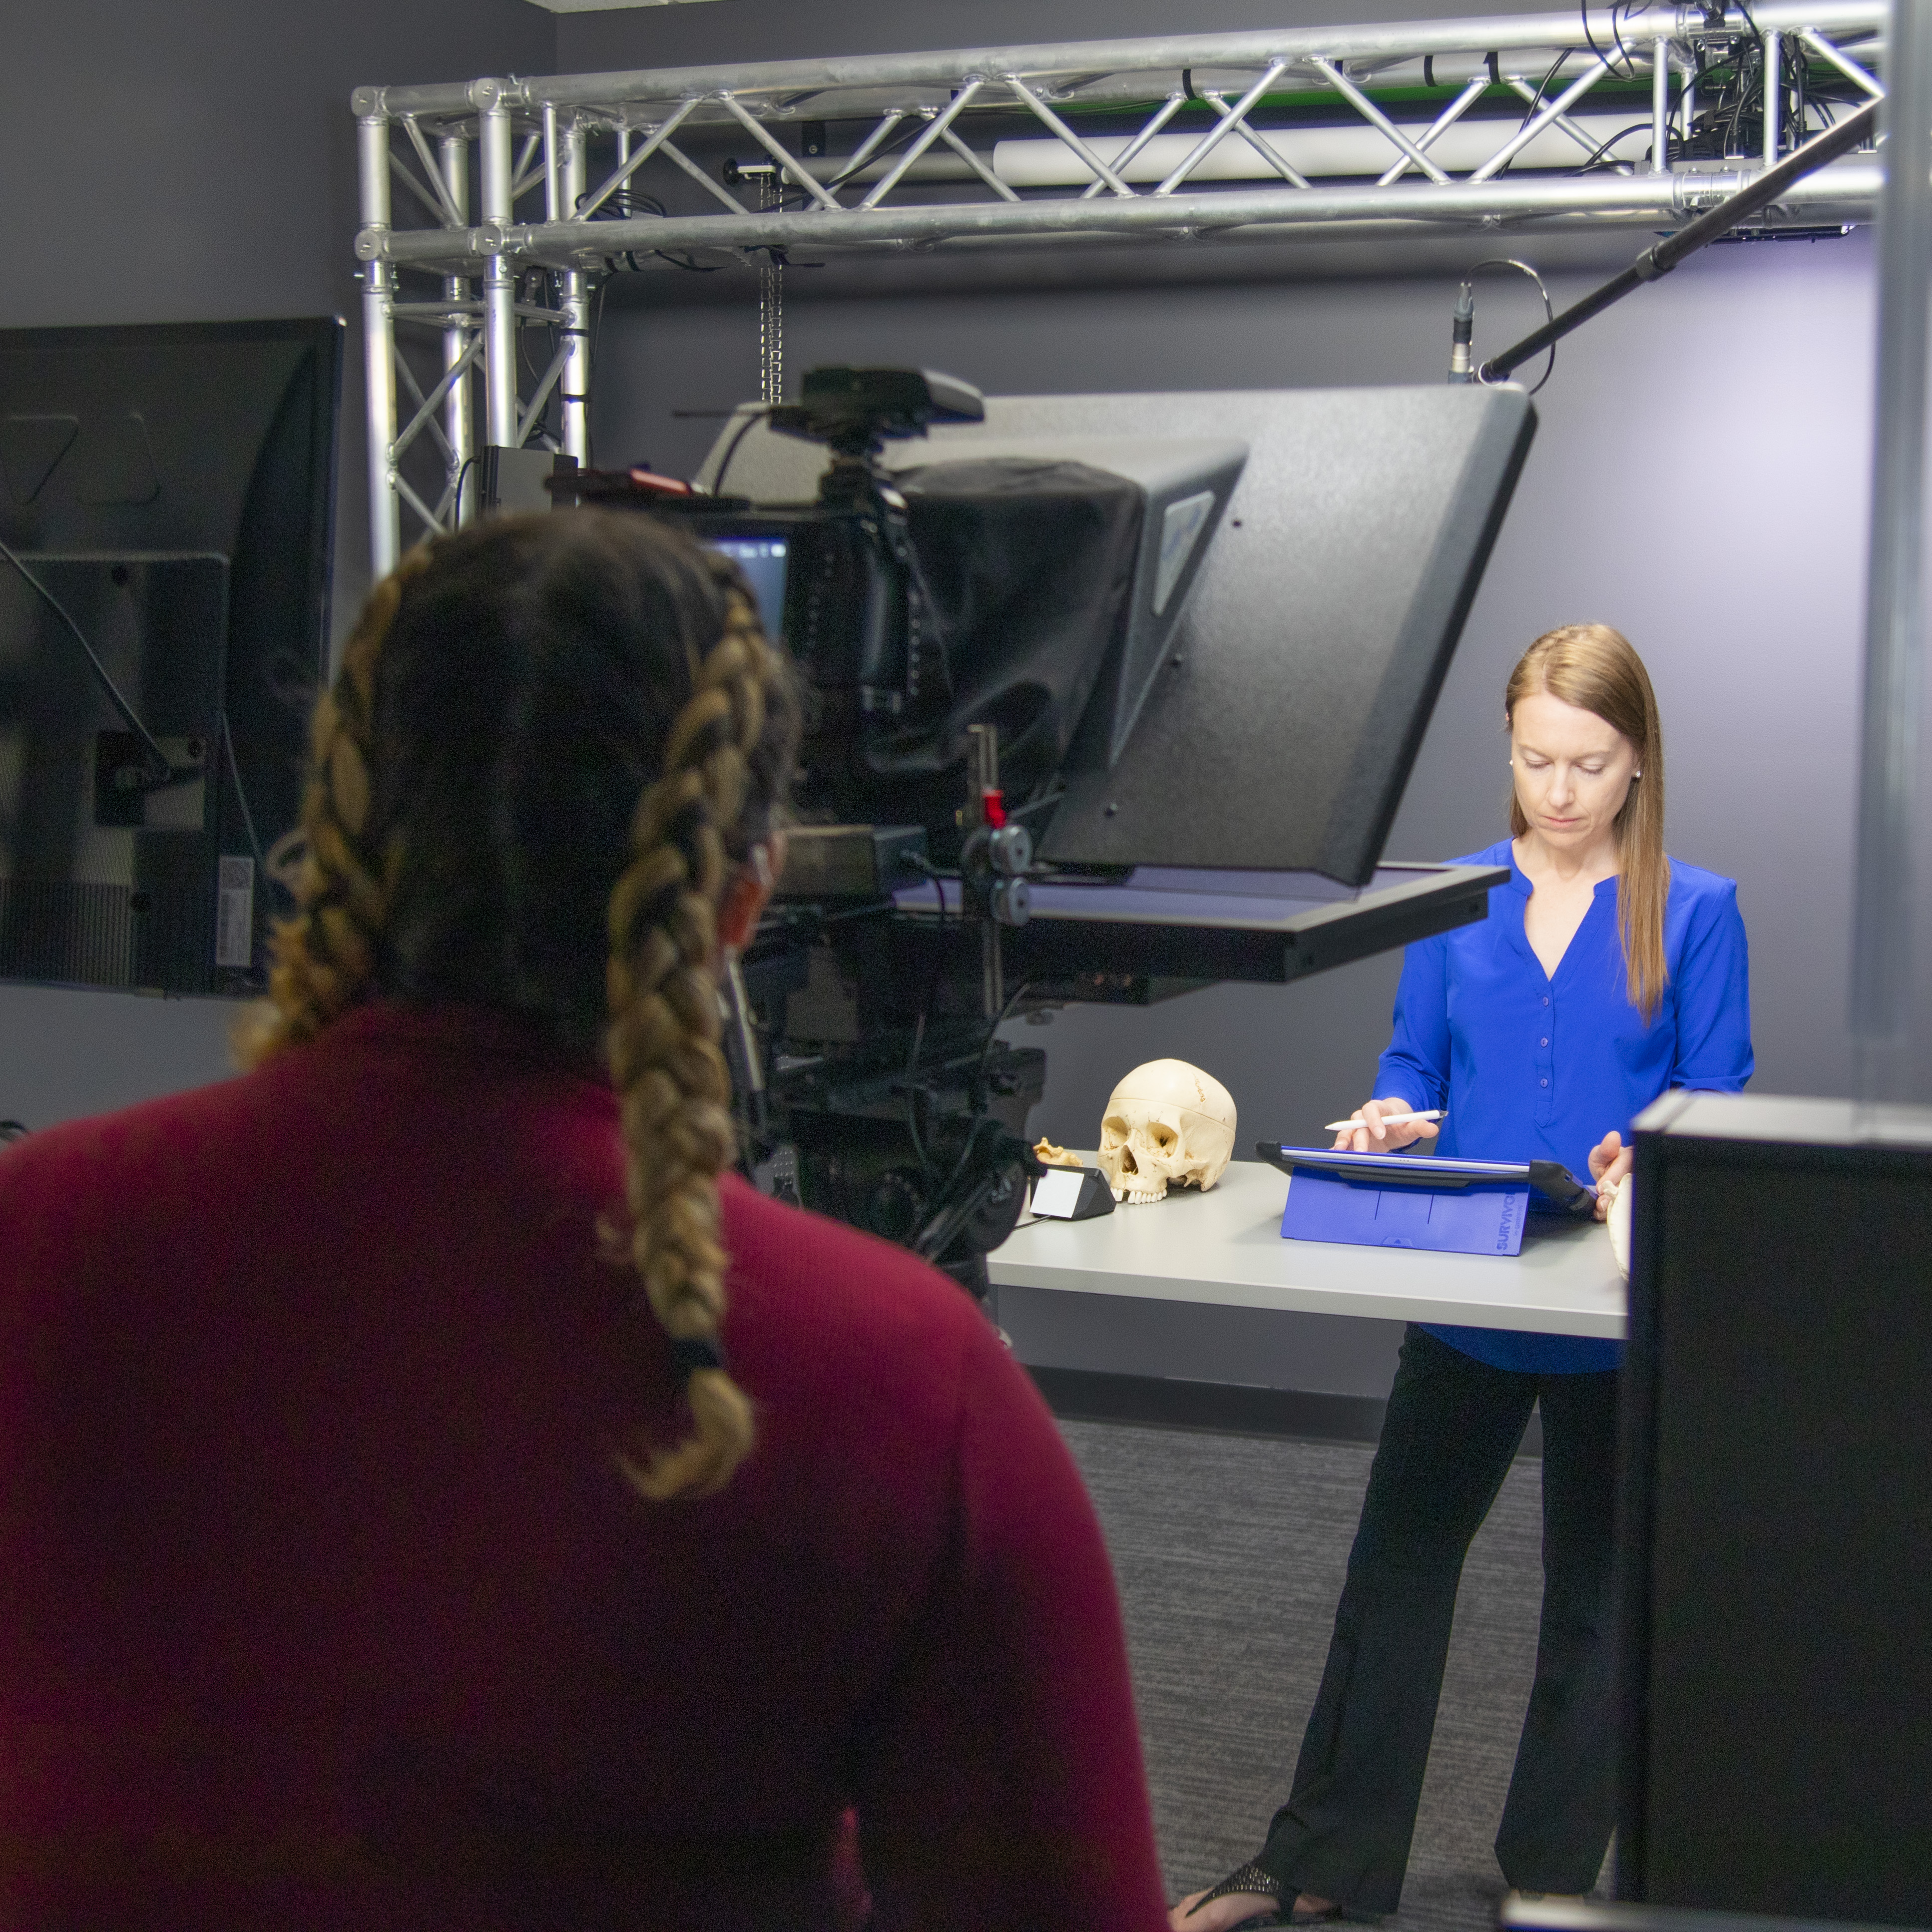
1031;1168;1087;1219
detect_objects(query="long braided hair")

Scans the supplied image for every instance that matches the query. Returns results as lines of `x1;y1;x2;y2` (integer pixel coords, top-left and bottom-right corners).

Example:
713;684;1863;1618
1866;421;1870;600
241;512;799;1500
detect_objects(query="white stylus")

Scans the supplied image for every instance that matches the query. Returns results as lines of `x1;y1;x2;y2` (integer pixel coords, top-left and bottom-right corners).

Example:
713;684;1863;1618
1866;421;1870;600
1321;1109;1448;1133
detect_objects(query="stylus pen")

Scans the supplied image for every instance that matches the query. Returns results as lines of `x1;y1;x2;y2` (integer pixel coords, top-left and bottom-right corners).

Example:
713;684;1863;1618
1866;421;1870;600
1321;1109;1448;1132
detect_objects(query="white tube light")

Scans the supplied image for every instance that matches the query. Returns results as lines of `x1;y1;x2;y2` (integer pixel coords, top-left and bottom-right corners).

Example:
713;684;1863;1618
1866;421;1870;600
994;114;1656;186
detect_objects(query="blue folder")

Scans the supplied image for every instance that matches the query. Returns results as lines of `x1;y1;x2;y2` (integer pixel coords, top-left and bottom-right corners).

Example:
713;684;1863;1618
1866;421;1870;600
1259;1144;1592;1258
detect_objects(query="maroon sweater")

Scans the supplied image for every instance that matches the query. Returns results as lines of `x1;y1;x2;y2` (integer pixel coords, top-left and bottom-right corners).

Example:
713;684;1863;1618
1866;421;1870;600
0;1003;1166;1932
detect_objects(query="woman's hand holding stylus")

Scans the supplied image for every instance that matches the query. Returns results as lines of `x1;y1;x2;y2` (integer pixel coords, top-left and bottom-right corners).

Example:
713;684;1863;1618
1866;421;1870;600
1333;1099;1443;1153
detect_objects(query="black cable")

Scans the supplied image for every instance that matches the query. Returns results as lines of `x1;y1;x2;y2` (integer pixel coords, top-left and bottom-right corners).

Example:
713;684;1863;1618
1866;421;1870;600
899;853;956;1177
1466;257;1558;396
1517;49;1571;131
452;453;476;525
1570;119;1657;172
967;977;1034;1123
1581;0;1640;82
1609;0;1642;78
218;710;286;917
739;115;934;217
907;853;953;923
710;404;772;495
901;1010;934;1178
0;537;175;782
821;117;928;196
587;180;723;273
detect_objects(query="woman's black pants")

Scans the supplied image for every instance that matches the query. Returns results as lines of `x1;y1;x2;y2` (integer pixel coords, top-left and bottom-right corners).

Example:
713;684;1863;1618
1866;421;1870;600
1256;1324;1619;1915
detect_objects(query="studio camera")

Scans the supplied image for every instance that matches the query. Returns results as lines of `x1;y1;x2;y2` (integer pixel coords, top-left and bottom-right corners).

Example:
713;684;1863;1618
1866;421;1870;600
557;366;1537;1295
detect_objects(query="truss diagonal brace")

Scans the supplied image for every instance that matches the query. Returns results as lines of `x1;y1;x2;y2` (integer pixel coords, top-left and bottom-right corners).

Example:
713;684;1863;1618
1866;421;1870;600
516;339;572;447
388;152;458;226
392;333;481;462
1080;94;1185;198
939;122;1021;201
576;98;701;220
863;81;985;206
1201;88;1314;188
1799;27;1887;94
1310;57;1451;183
1006;74;1137;196
717;90;843;208
1378;75;1488;184
660;137;750;215
401;116;466;228
1470;55;1613;179
1156;61;1290;194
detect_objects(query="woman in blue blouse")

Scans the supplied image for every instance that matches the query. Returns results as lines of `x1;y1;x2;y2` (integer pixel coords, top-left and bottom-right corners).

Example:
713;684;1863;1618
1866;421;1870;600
1174;624;1752;1931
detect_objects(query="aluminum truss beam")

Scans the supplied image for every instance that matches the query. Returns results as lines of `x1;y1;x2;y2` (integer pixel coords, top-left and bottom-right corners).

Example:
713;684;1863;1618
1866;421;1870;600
352;1;1886;567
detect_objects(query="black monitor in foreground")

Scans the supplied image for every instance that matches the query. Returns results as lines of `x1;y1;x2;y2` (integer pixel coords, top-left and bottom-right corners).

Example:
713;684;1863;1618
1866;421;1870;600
1619;1094;1932;1925
0;317;341;995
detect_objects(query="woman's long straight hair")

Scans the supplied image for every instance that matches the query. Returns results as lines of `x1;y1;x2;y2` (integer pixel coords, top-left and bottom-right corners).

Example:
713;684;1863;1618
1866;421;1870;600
1506;624;1668;1021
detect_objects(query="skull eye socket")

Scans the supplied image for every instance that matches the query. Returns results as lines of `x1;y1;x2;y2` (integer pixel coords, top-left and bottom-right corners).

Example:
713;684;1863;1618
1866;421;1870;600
1150;1123;1178;1152
1100;1113;1130;1148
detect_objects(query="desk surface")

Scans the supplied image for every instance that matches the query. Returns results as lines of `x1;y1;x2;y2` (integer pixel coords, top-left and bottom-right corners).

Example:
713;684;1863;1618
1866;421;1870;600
989;1158;1626;1338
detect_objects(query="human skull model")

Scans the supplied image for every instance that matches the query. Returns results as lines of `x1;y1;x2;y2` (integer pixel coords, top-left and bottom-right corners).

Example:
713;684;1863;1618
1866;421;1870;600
1096;1059;1238;1204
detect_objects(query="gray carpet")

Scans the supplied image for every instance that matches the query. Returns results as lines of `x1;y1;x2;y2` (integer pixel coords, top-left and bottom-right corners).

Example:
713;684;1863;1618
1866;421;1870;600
1058;1419;1610;1932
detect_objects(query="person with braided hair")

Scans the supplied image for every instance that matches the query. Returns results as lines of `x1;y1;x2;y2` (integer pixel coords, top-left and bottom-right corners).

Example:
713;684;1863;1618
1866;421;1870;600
0;511;1169;1932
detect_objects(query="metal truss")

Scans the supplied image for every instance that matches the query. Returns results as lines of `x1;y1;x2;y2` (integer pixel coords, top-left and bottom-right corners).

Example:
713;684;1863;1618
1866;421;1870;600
352;1;1886;571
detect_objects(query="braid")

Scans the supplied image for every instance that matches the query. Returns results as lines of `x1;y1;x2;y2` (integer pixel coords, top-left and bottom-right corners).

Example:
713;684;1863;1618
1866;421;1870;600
607;585;782;1501
236;546;436;1068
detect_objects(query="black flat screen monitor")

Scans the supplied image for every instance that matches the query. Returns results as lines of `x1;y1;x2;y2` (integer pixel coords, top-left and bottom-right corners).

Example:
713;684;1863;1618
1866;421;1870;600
0;317;341;994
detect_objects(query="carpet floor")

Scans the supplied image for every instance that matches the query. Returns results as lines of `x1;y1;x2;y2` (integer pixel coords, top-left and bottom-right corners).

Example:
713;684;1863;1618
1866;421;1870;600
1058;1418;1611;1932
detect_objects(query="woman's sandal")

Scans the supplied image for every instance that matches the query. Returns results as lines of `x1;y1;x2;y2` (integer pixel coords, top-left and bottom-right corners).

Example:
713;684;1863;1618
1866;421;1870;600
1184;1861;1345;1929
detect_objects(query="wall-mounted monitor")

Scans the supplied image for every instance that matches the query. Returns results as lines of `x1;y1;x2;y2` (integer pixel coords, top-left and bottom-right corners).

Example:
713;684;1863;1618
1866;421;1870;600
0;317;340;994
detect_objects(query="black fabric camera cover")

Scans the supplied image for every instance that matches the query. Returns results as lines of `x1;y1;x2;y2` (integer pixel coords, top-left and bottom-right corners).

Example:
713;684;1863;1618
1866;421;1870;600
859;456;1142;816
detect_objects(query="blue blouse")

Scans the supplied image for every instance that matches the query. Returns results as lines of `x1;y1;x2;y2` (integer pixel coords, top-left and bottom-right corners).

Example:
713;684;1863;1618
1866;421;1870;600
1375;837;1753;1374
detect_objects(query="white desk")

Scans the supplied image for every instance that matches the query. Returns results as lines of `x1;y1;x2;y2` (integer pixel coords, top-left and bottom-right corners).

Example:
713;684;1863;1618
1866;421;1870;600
989;1158;1626;1340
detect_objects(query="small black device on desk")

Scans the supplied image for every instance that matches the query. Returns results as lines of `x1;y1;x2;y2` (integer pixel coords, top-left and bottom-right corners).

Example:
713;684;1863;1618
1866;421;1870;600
1028;1165;1116;1221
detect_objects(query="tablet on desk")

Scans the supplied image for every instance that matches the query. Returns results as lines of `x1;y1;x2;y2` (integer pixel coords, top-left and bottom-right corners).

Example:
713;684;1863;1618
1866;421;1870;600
1256;1142;1595;1257
1257;1143;1596;1215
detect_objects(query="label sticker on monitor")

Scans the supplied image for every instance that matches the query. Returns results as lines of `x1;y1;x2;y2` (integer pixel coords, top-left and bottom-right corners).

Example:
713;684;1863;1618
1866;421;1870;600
1154;489;1216;613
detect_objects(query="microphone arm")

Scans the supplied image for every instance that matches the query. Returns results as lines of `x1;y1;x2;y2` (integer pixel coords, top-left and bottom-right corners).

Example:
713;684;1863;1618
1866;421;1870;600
1479;97;1880;385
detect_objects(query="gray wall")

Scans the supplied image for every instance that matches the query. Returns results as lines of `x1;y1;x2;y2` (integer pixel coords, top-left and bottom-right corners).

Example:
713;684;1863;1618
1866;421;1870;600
554;0;1554;66
0;0;555;1129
